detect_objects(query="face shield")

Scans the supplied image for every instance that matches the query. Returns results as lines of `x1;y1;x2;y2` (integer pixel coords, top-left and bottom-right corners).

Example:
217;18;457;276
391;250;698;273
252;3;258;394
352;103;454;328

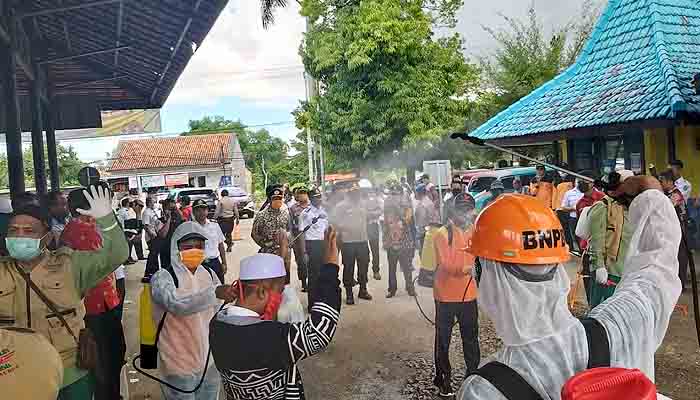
477;258;578;346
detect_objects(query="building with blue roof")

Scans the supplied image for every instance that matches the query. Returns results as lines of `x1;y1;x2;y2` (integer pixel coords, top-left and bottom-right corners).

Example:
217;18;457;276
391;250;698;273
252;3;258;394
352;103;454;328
468;0;700;196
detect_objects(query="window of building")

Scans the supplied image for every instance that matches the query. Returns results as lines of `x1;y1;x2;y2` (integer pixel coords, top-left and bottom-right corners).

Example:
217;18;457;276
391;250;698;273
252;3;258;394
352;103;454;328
197;176;206;187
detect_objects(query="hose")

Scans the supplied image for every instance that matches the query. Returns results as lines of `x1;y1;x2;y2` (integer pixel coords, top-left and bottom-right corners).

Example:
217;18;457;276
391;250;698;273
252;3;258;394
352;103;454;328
132;303;225;393
412;276;473;326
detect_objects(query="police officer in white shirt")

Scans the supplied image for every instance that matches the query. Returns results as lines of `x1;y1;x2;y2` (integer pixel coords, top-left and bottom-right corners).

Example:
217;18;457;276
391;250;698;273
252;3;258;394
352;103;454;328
302;188;329;311
192;199;228;284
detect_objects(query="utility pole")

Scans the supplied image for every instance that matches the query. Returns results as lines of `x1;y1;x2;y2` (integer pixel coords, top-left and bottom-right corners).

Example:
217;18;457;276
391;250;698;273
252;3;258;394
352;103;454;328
304;17;317;184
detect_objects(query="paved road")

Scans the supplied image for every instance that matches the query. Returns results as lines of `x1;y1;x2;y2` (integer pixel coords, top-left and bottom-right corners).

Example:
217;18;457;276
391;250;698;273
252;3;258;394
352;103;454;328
122;218;582;399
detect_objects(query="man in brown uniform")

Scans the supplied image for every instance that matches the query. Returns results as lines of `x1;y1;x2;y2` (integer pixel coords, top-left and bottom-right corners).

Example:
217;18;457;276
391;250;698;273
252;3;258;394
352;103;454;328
1;326;64;400
215;189;240;252
0;186;128;400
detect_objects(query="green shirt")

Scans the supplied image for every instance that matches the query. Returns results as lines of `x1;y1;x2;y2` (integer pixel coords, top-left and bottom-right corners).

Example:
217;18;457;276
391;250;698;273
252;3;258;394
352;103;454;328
588;199;632;277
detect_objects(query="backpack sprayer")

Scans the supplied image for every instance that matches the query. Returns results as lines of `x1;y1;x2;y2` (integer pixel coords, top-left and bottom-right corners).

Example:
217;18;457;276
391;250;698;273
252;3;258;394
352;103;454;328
131;213;329;394
133;271;224;394
289;215;325;247
451;132;700;347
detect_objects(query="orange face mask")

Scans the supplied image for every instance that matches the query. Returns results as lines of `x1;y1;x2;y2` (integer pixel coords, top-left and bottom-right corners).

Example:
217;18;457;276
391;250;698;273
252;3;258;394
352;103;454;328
180;248;205;269
270;199;283;209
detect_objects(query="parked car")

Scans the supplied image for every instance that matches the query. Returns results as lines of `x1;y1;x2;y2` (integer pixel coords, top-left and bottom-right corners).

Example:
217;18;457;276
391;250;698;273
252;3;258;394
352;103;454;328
218;186;255;219
468;167;547;211
168;187;218;219
466;167;538;197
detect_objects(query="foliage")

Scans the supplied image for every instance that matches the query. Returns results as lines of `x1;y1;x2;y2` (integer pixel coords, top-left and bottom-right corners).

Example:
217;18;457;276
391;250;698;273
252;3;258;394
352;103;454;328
297;0;479;165
184;116;294;192
0;144;85;189
261;0;288;29
480;1;602;114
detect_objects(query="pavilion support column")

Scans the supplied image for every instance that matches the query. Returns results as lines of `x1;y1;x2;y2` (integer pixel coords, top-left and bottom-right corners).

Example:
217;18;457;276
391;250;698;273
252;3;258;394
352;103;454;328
667;125;677;163
1;10;25;200
44;100;60;192
30;63;47;196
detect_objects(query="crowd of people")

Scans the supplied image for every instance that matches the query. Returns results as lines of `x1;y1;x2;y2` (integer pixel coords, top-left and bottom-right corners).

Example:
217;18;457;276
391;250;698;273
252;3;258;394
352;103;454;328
0;158;694;400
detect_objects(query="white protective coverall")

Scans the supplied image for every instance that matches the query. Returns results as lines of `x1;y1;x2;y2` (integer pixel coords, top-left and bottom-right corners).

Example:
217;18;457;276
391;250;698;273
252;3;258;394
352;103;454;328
150;222;223;400
459;189;681;399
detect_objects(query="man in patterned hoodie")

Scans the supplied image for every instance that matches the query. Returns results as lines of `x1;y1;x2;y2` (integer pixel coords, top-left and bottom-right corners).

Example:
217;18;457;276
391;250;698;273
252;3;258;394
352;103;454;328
210;227;341;400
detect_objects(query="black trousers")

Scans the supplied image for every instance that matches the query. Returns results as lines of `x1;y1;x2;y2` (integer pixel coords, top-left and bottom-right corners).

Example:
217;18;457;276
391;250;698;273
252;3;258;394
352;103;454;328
679;229;690;289
433;300;480;391
218;217;236;249
203;257;226;284
306;240;325;310
367;223;381;273
293;233;308;288
128;238;144;259
160;237;172;270
145;238;162;277
341;241;370;288
85;307;126;400
582;252;593;304
115;278;126;321
387;248;414;294
557;210;578;252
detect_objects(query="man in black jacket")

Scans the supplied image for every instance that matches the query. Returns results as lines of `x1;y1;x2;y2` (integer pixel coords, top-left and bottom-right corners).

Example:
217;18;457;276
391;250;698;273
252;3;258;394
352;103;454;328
210;227;341;400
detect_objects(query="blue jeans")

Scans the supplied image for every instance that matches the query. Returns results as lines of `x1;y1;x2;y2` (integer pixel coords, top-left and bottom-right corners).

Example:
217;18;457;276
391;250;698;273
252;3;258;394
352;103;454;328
160;365;220;400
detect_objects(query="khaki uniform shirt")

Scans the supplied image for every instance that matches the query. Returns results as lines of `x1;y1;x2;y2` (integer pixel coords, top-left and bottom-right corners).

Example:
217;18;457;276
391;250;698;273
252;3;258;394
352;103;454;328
0;327;63;400
0;214;128;388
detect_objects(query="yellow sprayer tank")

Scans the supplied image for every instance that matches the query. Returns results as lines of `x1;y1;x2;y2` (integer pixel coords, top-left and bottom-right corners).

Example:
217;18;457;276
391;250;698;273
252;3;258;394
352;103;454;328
138;280;158;369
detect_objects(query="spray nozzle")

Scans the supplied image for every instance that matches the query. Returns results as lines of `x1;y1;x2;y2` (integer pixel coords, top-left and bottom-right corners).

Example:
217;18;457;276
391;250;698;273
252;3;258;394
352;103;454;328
449;132;485;146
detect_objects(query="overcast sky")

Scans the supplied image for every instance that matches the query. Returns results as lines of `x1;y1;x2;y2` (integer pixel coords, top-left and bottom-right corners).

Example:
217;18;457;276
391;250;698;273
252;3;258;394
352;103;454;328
70;0;601;162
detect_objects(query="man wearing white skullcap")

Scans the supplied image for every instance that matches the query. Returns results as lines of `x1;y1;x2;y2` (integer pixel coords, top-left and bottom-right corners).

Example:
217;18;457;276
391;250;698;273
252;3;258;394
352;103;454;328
210;227;342;400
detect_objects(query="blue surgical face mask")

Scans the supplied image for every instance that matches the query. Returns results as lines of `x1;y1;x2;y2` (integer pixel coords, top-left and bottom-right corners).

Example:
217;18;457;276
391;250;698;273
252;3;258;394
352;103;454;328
6;234;47;261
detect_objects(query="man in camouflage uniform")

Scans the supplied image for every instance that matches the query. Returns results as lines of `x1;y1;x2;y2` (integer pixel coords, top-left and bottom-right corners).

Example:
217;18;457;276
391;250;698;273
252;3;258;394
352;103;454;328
252;185;292;283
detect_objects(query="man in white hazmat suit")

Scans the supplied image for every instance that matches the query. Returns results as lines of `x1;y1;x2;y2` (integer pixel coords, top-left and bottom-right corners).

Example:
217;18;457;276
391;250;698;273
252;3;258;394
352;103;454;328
150;221;236;400
458;176;681;400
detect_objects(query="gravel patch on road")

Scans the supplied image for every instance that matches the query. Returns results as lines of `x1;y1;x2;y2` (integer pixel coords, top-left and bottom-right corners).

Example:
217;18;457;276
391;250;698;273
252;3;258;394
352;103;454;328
395;315;502;400
396;302;591;400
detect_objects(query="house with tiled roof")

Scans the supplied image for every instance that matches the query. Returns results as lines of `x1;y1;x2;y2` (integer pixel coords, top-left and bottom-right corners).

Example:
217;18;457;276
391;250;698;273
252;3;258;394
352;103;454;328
469;0;700;196
105;132;251;193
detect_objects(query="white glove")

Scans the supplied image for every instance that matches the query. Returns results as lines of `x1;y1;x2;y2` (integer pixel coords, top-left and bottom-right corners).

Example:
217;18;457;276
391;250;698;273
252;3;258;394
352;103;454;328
277;285;306;323
76;185;113;219
595;267;609;285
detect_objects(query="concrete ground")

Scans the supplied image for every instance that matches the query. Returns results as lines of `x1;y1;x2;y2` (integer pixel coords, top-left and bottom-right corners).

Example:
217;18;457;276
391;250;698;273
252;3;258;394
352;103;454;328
121;219;698;399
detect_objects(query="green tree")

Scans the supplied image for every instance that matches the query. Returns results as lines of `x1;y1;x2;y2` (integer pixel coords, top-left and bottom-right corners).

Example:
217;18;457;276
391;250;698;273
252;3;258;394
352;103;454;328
0;144;85;189
184;116;290;192
297;0;479;165
481;1;602;114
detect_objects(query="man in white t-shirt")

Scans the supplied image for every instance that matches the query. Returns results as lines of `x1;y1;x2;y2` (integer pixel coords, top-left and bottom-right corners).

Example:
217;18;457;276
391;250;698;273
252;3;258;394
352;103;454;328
559;179;585;253
193;199;228;284
670;159;692;201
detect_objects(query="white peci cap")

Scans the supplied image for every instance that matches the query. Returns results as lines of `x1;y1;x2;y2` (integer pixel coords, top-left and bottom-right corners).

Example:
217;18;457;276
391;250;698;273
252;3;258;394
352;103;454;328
239;253;286;280
618;169;635;182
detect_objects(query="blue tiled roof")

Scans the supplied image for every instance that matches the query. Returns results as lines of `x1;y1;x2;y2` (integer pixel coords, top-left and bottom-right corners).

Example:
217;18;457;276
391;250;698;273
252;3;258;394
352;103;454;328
470;0;700;140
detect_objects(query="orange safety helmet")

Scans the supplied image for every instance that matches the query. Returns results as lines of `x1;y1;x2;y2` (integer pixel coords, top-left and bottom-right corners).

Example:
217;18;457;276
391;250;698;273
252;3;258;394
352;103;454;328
469;194;570;265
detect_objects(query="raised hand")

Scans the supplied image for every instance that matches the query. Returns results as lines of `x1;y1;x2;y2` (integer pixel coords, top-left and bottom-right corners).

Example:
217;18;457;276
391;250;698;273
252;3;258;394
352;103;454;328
76;184;113;219
323;226;338;266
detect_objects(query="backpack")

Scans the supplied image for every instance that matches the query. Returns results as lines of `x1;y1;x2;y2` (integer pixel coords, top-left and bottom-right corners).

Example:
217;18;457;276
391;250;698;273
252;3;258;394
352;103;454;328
595;198;626;267
154;265;216;347
468;318;610;400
